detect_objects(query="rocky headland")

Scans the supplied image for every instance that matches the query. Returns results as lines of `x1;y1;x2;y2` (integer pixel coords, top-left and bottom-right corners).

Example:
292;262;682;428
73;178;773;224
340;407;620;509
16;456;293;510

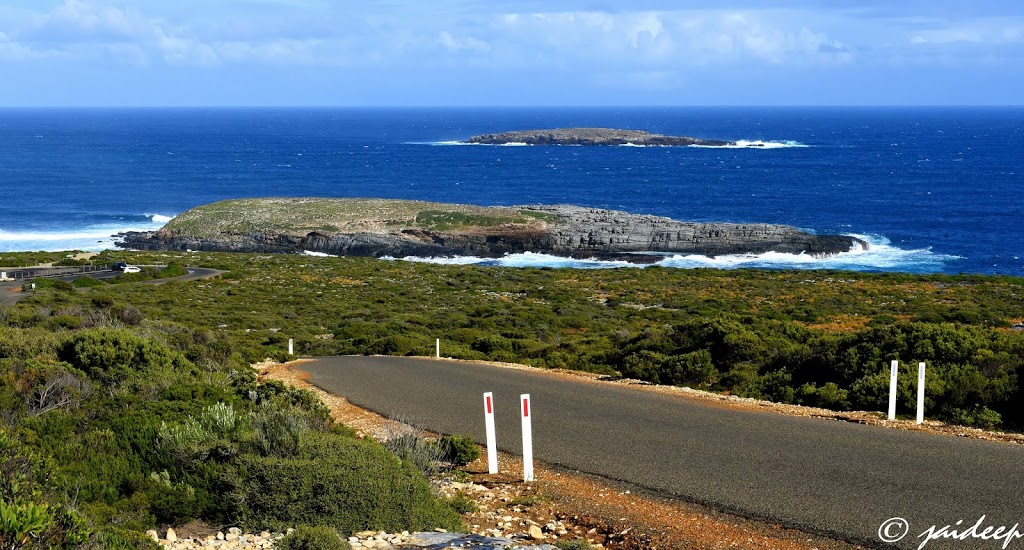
465;128;734;147
116;198;864;261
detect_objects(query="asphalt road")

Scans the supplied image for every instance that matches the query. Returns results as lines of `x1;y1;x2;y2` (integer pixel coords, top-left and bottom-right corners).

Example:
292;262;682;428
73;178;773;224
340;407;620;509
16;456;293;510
303;356;1024;549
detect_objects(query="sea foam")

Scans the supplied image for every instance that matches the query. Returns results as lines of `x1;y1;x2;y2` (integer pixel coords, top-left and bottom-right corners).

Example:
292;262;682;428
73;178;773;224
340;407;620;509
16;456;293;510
385;234;958;274
0;213;174;253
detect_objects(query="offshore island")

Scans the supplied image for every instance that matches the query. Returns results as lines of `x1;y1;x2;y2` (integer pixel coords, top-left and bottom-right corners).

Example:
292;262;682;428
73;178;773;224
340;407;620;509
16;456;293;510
117;198;864;259
465;127;735;146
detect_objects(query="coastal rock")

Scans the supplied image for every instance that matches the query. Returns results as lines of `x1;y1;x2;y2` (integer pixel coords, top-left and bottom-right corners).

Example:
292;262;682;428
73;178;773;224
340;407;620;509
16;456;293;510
116;198;864;261
465;127;733;147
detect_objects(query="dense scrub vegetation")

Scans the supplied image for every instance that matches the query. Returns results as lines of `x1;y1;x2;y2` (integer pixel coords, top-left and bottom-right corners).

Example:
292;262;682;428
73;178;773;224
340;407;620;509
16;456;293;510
0;291;461;547
88;250;1024;431
4;248;1024;544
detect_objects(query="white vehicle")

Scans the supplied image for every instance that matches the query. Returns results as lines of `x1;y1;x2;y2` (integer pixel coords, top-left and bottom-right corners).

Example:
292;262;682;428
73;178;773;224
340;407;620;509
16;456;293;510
123;266;142;274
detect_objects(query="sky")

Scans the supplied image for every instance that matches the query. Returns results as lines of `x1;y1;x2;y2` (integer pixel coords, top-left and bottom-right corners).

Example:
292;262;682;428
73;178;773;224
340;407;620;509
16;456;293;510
0;0;1022;106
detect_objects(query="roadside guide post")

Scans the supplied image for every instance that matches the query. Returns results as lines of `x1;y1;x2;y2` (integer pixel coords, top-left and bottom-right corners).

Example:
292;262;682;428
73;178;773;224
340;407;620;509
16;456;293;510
436;338;440;358
521;394;534;482
916;362;926;424
288;338;294;356
888;360;898;420
483;392;498;474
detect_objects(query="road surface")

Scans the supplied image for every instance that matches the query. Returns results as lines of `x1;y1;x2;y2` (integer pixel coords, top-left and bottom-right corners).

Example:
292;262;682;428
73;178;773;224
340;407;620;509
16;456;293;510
303;355;1024;549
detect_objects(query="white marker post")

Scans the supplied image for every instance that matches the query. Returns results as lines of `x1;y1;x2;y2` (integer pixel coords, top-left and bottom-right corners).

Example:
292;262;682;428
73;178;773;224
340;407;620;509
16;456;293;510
521;394;534;482
288;338;294;356
483;392;498;474
916;362;926;425
436;339;440;358
888;360;898;420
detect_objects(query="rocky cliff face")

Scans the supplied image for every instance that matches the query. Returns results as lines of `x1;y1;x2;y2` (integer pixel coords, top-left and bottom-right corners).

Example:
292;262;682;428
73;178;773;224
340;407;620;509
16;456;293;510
465;128;733;147
118;203;864;261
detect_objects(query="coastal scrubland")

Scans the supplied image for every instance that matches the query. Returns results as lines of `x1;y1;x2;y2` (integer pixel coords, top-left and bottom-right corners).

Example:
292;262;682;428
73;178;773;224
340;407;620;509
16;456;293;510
161;198;550;238
3;249;1024;546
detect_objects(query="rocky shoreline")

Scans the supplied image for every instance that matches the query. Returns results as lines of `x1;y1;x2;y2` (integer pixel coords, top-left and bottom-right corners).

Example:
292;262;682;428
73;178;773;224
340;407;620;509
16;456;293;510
117;199;864;261
465;128;733;147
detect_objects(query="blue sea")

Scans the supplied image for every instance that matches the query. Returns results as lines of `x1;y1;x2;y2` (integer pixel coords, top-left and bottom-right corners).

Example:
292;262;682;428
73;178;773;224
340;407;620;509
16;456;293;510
0;107;1021;275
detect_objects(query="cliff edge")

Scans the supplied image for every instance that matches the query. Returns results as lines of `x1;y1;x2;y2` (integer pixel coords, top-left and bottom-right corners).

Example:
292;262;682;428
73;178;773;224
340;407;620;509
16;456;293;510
116;198;864;261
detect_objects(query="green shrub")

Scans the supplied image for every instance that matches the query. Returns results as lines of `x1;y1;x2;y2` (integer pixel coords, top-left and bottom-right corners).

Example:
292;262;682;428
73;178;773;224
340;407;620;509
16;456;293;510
72;277;105;288
447;492;477;514
438;434;479;466
949;406;1003;430
84;527;161;550
796;382;851;410
22;279;75;292
278;525;350;550
555;539;596;550
229;432;462;534
250;401;308;458
382;434;444;478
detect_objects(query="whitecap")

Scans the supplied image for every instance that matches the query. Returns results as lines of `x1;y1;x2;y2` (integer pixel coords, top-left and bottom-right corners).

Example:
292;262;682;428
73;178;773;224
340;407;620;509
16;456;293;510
690;140;810;149
385;235;958;274
0;214;173;253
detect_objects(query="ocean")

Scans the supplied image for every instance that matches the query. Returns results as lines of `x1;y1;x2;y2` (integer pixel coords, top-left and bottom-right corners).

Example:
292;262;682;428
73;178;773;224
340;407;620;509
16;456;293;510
0;106;1021;275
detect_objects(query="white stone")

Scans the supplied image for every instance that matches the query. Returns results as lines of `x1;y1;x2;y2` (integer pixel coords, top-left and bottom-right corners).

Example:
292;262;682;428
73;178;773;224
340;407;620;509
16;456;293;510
166;528;177;542
528;525;545;540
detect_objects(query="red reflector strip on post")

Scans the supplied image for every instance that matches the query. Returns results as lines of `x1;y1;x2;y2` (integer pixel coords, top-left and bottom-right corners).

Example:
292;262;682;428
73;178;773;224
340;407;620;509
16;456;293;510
523;397;529;417
486;395;492;414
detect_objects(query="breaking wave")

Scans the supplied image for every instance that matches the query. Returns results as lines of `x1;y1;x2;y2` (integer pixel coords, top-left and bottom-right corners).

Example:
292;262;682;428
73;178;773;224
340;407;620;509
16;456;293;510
0;213;174;253
384;235;959;274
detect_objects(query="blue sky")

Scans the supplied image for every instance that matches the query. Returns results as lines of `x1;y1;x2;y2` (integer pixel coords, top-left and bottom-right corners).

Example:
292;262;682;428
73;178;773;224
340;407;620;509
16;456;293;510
0;0;1021;106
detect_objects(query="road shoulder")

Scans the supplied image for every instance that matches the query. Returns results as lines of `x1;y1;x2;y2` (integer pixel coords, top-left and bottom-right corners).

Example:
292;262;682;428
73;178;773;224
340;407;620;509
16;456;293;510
257;359;866;549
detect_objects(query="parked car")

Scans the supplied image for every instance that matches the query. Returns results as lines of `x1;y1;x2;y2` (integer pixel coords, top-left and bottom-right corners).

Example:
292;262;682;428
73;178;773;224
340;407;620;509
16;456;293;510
123;266;141;274
112;262;128;271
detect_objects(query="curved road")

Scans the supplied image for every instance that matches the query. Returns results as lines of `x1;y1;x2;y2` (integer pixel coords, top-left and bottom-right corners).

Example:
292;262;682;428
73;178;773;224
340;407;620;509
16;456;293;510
303;356;1024;549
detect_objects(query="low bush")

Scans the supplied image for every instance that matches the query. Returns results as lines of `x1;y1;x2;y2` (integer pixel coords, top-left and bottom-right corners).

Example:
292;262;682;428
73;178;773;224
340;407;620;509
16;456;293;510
278;525;350;550
438;434;479;466
229;433;461;535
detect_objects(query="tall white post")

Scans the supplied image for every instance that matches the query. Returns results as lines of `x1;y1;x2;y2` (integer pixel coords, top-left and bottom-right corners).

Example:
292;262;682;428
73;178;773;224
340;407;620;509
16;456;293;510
436;338;440;358
888;360;898;420
916;362;926;424
483;392;498;474
288;338;294;356
521;394;534;482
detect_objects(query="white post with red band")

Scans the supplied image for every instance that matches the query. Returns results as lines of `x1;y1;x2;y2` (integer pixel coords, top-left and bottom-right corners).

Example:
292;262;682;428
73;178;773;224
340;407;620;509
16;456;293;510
521;394;534;482
483;392;498;474
288;338;294;356
887;360;898;420
916;362;926;424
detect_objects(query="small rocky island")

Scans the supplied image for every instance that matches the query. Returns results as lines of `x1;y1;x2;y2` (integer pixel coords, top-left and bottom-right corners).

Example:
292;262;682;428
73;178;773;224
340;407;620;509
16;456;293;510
117;198;864;261
465;128;734;147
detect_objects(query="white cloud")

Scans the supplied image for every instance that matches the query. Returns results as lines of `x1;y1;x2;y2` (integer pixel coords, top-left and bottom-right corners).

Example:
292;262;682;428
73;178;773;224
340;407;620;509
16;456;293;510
0;1;1017;77
437;31;490;54
908;18;1024;45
